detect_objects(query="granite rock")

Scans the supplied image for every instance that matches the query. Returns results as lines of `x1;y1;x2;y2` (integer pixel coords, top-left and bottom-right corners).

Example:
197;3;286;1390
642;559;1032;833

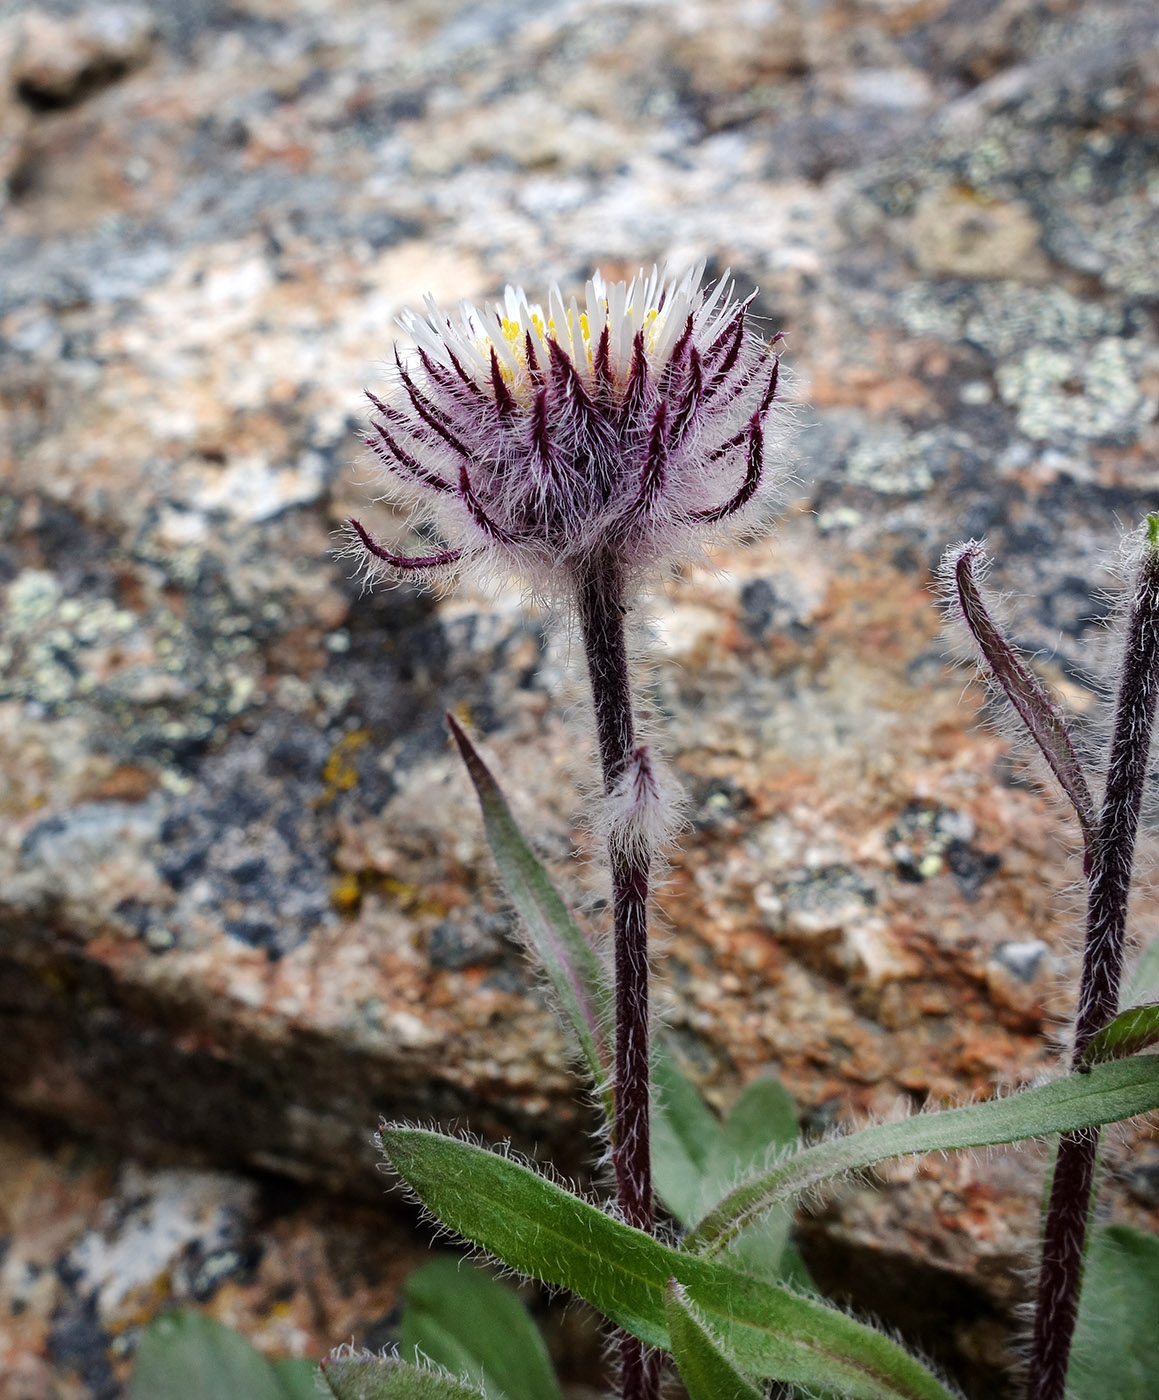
2;0;1158;1395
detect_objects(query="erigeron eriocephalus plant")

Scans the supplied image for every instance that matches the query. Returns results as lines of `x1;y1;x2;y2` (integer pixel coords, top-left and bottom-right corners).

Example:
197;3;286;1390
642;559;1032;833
326;267;1159;1400
346;264;786;1400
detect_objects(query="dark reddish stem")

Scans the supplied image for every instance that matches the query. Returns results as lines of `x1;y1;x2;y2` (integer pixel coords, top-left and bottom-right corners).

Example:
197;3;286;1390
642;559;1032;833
576;552;657;1400
1027;521;1159;1400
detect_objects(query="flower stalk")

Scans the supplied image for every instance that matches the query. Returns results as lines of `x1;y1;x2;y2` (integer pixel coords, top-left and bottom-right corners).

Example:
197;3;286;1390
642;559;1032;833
577;553;657;1400
1027;516;1159;1400
577;555;654;1238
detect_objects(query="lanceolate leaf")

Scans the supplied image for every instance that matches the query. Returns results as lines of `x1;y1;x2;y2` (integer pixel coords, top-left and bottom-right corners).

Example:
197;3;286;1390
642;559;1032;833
1066;1224;1159;1400
708;1076;800;1277
651;1039;718;1225
665;1281;764;1400
951;544;1097;853
322;1351;488;1400
710;1075;799;1179
652;1056;811;1286
685;1056;1159;1257
380;1125;956;1400
400;1258;562;1400
1078;1003;1159;1068
1123;936;1159;1007
128;1311;313;1400
446;712;613;1120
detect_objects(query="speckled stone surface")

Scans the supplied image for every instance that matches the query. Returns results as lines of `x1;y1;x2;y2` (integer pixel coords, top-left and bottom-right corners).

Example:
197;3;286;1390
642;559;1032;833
2;0;1158;1395
0;1108;608;1400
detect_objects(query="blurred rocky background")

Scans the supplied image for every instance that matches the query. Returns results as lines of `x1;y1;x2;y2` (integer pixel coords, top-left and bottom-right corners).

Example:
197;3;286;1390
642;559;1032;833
2;0;1158;1395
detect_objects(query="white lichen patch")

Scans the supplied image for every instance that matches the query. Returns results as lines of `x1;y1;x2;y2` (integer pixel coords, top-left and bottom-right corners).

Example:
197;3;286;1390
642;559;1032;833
64;1163;255;1324
2;570;146;710
894;281;1127;359
996;337;1151;444
845;425;935;494
0;564;265;765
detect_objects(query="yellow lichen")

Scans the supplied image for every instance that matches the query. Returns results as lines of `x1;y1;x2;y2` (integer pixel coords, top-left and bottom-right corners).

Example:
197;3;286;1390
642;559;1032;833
330;872;363;914
320;728;371;803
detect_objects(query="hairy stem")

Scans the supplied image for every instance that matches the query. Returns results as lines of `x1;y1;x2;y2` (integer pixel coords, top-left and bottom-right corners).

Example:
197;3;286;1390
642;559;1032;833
576;553;656;1400
1028;524;1159;1400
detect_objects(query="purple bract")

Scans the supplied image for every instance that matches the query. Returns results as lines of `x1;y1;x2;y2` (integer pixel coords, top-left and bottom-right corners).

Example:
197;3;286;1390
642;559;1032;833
347;264;785;590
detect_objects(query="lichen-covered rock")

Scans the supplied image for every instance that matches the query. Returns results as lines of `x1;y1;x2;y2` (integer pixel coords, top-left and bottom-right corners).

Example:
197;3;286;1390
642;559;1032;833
0;1113;443;1399
2;1;1158;1396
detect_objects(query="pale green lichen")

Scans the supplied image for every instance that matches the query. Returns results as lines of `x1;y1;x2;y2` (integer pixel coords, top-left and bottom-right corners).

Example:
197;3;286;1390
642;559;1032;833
894;282;1126;358
996;338;1146;443
844;424;977;495
0;566;265;758
846;428;934;494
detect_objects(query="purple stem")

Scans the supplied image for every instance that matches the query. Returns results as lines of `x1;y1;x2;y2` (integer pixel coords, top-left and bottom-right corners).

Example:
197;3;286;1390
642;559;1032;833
1027;523;1159;1400
576;553;657;1400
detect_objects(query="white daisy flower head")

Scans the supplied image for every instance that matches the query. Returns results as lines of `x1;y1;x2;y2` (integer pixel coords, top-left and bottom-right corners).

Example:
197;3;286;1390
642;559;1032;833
347;263;788;595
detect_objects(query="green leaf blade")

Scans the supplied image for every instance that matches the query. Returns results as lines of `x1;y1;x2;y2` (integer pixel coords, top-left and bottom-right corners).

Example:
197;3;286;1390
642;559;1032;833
400;1258;562;1400
651;1040;719;1226
1079;1003;1159;1067
686;1057;1159;1257
665;1281;764;1400
322;1351;488;1400
1066;1224;1159;1400
380;1125;956;1400
128;1311;300;1400
705;1075;801;1280
1123;937;1159;1006
446;713;612;1120
653;1058;808;1284
271;1358;325;1400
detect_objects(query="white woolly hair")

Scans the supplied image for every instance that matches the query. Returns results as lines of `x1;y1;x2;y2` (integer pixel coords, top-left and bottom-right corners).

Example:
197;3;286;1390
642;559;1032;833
343;262;796;608
595;744;687;868
322;1341;490;1397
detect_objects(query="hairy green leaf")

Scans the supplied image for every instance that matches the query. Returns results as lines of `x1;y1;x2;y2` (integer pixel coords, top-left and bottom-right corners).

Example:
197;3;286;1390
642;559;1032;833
712;1075;799;1176
380;1125;955;1400
128;1311;312;1400
322;1351;488;1400
653;1056;807;1283
686;1056;1159;1257
665;1281;764;1400
651;1040;718;1225
446;713;612;1120
1123;937;1159;1007
1066;1225;1159;1399
1078;1003;1159;1067
271;1358;325;1400
706;1076;800;1279
400;1258;561;1400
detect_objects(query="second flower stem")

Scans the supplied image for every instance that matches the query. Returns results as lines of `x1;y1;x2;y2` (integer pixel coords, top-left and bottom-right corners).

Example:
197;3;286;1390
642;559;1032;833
1027;525;1159;1400
577;553;656;1400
